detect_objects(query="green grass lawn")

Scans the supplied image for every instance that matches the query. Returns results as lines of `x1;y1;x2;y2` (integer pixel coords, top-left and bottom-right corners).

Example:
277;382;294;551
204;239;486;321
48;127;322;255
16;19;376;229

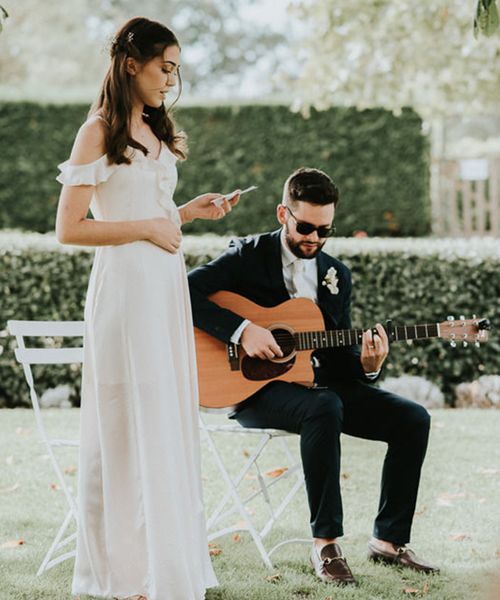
1;408;499;600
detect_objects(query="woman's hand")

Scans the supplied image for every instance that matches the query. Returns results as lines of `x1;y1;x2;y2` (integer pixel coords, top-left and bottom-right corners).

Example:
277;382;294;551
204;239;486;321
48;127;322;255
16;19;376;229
147;217;182;253
178;192;240;224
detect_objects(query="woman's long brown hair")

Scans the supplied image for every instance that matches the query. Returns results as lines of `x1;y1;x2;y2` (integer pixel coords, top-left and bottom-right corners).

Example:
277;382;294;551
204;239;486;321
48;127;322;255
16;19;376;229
89;17;187;164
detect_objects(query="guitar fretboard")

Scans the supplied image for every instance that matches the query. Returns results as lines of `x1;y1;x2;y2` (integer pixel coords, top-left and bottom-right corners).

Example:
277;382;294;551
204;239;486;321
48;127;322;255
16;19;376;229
295;323;440;351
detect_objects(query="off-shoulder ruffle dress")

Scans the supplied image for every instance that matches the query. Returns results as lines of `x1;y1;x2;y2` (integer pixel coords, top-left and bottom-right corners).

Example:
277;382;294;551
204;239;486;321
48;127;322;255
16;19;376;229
57;145;217;600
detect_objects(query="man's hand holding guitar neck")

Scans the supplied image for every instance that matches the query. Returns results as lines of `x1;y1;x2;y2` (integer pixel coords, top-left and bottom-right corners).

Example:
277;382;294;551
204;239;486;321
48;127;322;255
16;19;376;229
360;323;389;376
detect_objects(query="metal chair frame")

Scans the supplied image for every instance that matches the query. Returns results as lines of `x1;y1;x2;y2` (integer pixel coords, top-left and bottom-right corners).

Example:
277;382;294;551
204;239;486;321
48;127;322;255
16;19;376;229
7;319;84;576
200;407;310;568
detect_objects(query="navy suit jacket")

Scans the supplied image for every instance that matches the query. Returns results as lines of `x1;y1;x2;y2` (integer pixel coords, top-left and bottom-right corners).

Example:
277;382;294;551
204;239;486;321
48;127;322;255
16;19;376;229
188;229;372;384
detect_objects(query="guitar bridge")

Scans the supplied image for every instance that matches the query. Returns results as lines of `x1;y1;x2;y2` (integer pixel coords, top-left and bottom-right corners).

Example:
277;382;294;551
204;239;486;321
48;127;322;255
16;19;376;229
226;343;240;371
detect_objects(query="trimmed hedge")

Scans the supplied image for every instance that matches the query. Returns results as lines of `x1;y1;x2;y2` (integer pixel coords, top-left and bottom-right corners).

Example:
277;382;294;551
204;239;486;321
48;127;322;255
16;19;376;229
0;102;430;236
1;233;498;408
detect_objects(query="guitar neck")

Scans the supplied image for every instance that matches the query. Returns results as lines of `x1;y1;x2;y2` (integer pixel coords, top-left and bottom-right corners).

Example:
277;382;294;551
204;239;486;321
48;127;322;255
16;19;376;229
295;323;441;351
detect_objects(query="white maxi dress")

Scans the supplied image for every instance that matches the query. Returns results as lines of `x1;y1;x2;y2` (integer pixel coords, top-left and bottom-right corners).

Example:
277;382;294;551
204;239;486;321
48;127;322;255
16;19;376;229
57;144;218;600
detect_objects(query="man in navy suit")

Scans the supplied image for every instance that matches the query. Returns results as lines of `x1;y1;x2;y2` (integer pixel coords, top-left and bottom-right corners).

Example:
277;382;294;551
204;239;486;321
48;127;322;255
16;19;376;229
188;168;438;584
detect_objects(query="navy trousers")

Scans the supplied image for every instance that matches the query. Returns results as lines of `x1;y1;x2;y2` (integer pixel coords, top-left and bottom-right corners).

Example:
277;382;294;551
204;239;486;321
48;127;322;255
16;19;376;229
229;379;430;544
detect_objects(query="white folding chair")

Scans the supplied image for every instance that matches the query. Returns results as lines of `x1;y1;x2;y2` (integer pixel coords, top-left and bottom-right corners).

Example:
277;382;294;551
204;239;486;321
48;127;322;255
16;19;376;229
200;407;310;568
7;319;84;576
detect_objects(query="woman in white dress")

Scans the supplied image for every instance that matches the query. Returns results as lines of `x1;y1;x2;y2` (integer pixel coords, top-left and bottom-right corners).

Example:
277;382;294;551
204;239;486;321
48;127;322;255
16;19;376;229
55;17;238;600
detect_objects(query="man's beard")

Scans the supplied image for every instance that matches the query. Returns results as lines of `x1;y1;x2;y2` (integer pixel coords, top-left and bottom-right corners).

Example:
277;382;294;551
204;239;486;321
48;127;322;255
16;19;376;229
285;224;326;259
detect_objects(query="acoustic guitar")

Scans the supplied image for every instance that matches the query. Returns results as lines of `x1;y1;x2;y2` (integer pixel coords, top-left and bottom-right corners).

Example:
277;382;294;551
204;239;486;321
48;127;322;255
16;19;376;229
194;291;490;408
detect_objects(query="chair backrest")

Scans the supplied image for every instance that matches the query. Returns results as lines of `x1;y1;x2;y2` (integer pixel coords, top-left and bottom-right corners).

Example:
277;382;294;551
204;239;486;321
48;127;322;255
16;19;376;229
8;319;84;408
7;318;84;410
8;320;84;364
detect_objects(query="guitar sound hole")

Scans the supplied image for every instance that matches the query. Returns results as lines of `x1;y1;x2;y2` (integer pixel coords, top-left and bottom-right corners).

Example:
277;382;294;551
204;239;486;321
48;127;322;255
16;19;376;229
271;328;295;358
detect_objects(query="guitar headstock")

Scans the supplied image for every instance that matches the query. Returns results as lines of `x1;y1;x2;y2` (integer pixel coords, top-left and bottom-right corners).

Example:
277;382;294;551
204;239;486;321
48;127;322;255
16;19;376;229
439;315;491;347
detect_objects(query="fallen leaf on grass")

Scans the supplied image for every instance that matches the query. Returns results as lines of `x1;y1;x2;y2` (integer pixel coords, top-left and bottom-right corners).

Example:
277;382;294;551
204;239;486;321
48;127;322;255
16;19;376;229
243;449;250;458
15;427;32;437
341;472;350;480
235;519;249;529
478;467;500;475
208;543;222;556
265;573;282;582
0;483;20;494
436;492;466;507
232;534;241;542
403;585;430;596
495;550;500;558
244;473;257;480
414;506;427;517
64;465;77;475
450;533;472;542
1;539;25;549
50;483;60;491
265;467;288;478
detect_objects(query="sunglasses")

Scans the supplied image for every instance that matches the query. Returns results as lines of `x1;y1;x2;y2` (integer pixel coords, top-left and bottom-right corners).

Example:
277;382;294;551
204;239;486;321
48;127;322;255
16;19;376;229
286;206;336;238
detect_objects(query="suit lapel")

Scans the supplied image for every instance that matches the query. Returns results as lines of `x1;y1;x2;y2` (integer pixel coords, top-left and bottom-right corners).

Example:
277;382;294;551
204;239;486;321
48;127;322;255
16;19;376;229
267;229;290;302
316;250;344;328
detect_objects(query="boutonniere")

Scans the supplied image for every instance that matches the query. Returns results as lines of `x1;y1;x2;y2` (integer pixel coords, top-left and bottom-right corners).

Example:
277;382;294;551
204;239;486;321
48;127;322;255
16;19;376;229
322;266;339;295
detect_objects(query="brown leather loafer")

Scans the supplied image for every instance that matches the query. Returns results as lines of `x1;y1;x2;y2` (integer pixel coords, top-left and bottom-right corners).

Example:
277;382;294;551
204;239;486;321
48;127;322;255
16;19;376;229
310;542;356;585
367;541;440;574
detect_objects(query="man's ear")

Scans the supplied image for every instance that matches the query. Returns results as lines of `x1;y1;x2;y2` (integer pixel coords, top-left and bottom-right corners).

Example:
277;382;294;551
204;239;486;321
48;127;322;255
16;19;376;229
276;204;287;225
125;57;138;76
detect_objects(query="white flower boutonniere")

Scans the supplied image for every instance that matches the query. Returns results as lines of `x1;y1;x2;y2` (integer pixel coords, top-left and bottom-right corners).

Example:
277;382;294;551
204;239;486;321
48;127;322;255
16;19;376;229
322;266;339;295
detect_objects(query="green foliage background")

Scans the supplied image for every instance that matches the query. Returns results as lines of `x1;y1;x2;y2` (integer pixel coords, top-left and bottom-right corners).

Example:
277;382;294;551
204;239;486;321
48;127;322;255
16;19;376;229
1;236;497;409
0;102;430;236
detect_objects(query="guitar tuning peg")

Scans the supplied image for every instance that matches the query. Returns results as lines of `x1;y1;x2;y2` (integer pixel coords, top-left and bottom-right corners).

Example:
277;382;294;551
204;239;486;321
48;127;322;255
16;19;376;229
472;313;477;319
475;341;481;348
450;340;457;348
463;341;468;348
447;315;455;321
460;315;465;320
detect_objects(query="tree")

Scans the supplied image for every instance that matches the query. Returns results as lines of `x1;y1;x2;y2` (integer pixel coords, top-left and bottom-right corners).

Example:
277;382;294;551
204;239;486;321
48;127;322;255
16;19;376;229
0;0;286;99
282;1;500;118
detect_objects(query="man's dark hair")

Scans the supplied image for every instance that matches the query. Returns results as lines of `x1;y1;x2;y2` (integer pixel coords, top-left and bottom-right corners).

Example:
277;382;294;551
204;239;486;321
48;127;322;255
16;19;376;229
282;167;339;207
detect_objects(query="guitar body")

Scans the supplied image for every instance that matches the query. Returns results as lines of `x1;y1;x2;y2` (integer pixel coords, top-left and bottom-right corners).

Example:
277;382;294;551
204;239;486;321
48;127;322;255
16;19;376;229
195;291;325;408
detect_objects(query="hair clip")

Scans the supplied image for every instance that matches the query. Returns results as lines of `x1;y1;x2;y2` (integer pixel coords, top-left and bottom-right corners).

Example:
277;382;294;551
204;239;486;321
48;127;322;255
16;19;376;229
127;31;135;44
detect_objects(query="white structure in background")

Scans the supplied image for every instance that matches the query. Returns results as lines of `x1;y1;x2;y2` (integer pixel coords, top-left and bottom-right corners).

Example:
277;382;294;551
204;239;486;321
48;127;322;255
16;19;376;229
431;116;500;237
